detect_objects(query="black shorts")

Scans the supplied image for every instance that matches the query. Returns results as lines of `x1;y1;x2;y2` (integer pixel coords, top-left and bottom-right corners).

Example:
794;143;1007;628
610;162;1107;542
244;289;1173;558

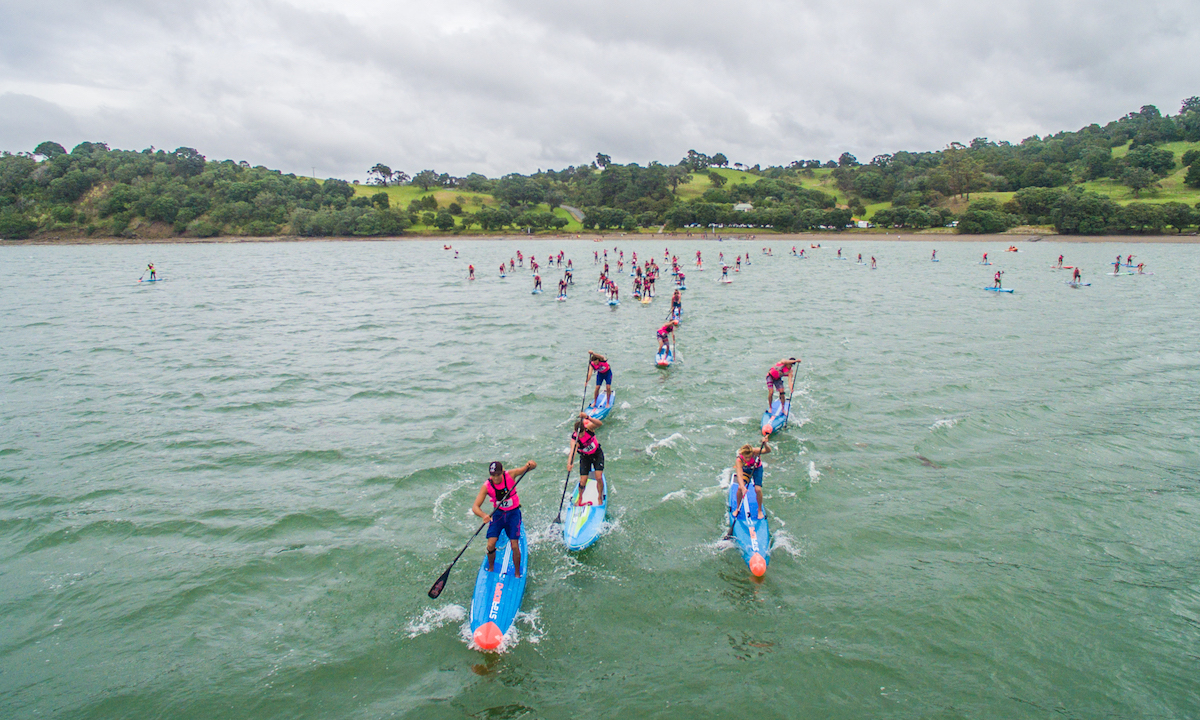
580;447;605;476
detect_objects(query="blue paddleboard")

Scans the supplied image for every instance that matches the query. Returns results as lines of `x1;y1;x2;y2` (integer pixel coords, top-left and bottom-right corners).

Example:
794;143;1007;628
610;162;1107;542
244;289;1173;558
531;288;543;294
984;287;1014;293
470;528;528;650
563;474;608;551
655;343;674;367
727;480;769;576
761;399;791;435
585;389;616;421
139;278;165;282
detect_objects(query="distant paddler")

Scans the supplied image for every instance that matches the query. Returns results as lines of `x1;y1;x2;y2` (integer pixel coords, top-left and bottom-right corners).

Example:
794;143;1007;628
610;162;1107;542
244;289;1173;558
469;264;475;280
720;264;729;281
145;262;156;280
471;460;537;578
557;278;568;299
1113;255;1122;274
587;351;614;407
993;270;1004;288
1072;267;1083;283
734;440;772;521
567;413;605;507
765;358;800;412
499;264;506;277
533;274;542;292
931;249;937;261
1057;254;1064;268
657;319;680;354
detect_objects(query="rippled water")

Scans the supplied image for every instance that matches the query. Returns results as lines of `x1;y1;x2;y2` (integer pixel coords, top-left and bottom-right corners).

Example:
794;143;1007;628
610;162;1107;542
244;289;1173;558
2;238;1198;719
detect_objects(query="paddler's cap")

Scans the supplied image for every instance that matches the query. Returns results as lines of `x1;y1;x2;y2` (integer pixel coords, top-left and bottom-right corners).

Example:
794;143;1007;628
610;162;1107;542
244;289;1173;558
489;461;503;476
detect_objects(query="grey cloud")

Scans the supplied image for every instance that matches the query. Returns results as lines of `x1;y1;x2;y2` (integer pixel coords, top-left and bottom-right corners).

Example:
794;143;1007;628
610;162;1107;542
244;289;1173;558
0;0;1197;178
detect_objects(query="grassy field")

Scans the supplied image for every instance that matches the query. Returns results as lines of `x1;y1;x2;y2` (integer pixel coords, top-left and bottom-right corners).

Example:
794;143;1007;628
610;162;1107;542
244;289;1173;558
351;184;584;234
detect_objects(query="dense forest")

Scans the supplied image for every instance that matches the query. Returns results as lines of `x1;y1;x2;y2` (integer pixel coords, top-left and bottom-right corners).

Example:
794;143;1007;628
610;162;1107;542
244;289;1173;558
2;99;1199;240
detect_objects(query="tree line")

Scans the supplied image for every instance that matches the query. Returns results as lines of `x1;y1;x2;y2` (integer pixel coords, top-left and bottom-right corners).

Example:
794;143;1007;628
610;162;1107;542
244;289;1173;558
2;98;1199;240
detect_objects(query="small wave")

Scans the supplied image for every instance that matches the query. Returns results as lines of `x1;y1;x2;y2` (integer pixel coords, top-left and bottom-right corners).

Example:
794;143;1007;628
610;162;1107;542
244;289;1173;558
645;432;685;455
729;416;751;425
930;418;959;431
433;478;477;522
771;529;806;558
619;401;632;409
660;489;689;503
347;389;404;401
718;467;734;488
406;604;466;638
808;461;821;484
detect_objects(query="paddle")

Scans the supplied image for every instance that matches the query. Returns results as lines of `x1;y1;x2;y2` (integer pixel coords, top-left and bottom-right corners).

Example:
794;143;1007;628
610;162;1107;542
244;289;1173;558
428;467;536;599
553;361;592;524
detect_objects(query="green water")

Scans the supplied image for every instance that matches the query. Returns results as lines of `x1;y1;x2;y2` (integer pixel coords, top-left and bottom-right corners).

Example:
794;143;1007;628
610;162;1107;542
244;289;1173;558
1;239;1198;719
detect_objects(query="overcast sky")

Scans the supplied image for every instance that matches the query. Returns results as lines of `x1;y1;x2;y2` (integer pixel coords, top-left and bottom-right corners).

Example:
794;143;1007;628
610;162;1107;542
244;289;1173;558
2;0;1198;180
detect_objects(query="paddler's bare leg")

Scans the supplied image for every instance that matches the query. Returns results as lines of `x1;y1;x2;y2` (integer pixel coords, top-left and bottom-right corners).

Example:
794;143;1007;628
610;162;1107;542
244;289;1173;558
486;538;497;572
511;539;522;578
755;486;765;520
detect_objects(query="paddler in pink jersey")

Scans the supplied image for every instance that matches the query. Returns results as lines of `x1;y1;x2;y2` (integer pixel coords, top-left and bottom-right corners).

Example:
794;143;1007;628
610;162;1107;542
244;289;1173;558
471;459;537;577
567;413;605;505
657;319;680;353
765;358;800;411
586;351;613;406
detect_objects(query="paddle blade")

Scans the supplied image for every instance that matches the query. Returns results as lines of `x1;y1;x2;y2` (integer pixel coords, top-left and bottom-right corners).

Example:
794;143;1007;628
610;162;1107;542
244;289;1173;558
428;568;451;599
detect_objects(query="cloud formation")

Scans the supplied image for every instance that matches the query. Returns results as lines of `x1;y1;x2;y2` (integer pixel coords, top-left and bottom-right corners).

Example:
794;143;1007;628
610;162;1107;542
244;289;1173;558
1;0;1198;179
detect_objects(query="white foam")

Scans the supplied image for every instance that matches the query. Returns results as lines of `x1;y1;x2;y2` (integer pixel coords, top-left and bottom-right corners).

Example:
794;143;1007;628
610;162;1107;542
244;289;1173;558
771;529;806;558
718;467;734;488
930;418;959;431
660;488;689;503
619;401;632;409
808;461;821;484
406;604;466;638
645;432;685;455
729;416;751;425
433;478;476;522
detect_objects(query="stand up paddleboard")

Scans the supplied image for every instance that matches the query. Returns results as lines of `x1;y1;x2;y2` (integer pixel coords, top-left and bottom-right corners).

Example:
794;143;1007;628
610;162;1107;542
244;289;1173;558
138;278;165;283
557;295;568;302
585;390;616;421
469;528;528;650
563;474;608;551
532;288;543;294
1108;272;1135;276
608;298;620;306
670;307;682;323
656;343;674;367
979;262;992;265
641;296;652;305
727;481;769;577
984;287;1014;293
1066;281;1091;287
761;399;790;436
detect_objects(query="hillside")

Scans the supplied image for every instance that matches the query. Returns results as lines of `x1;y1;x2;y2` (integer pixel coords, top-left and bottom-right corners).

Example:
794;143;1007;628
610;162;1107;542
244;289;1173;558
2;98;1199;240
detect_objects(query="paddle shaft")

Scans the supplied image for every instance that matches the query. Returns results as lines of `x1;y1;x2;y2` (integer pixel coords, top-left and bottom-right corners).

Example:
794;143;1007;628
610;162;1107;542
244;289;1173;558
428;467;536;599
553;363;592;523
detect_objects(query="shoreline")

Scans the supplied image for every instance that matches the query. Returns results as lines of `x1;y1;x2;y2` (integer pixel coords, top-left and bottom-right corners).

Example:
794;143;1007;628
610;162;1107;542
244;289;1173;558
3;231;1199;247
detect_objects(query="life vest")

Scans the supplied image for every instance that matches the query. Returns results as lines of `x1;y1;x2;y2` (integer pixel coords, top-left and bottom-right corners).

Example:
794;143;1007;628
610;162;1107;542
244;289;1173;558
767;363;790;381
573;429;600;455
485;472;520;511
741;453;762;471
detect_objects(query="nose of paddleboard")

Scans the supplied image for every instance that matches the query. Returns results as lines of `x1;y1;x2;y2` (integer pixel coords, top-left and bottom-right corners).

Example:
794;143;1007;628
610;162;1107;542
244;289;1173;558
761;425;772;437
473;622;503;650
749;553;767;577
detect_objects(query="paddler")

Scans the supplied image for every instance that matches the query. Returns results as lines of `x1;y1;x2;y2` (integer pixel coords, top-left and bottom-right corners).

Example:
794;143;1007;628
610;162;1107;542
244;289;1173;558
533;274;542;292
1136;262;1146;274
671;288;682;313
468;265;475;280
734;440;772;520
765;358;800;411
1072;267;1082;283
471;460;537;578
1057;254;1064;268
557;278;568;298
567;413;605;506
146;262;156;280
870;256;877;269
721;264;729;281
657;319;680;354
587;351;613;406
931;249;937;261
982;252;988;264
993;270;1004;288
499;264;505;277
